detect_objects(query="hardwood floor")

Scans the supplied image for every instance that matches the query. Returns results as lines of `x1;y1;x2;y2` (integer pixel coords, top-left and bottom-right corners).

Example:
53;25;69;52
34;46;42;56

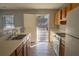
27;28;55;56
29;42;55;56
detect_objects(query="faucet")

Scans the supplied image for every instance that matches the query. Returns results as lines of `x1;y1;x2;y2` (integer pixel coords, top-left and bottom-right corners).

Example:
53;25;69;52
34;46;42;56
6;29;17;40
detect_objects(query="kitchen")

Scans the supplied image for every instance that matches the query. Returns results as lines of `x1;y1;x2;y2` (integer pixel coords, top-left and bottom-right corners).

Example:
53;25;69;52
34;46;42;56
0;3;79;56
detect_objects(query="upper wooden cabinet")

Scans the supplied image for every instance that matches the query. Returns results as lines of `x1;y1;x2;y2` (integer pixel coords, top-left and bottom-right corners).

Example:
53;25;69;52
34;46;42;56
58;9;62;20
54;10;62;25
54;12;58;25
54;3;79;25
71;3;79;10
62;7;67;19
54;9;66;25
66;3;79;13
66;4;72;12
54;12;59;25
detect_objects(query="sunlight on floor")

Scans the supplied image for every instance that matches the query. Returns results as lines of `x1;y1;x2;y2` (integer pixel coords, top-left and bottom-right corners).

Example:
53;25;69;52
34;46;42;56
30;42;45;48
29;42;55;56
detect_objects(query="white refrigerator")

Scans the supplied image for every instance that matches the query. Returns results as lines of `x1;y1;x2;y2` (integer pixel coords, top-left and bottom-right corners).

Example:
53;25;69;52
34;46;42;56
65;7;79;56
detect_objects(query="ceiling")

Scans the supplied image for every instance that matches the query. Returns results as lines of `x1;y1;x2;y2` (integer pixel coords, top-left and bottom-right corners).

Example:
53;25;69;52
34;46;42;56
0;3;66;9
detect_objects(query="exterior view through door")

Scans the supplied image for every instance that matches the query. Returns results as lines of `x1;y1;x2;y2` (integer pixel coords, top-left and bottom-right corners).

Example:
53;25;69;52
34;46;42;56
36;14;49;42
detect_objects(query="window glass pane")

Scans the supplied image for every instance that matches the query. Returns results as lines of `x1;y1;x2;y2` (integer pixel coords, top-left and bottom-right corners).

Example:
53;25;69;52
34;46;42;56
3;15;14;30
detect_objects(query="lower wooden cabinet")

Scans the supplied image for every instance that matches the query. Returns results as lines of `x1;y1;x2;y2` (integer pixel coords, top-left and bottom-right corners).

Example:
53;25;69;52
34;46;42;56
60;44;64;56
10;40;31;56
17;47;23;56
16;43;23;56
10;51;16;56
10;34;31;56
26;39;31;55
60;39;65;56
11;43;24;56
23;41;29;56
23;44;27;56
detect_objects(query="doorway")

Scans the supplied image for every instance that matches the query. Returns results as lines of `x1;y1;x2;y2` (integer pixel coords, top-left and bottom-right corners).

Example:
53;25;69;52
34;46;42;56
36;14;49;42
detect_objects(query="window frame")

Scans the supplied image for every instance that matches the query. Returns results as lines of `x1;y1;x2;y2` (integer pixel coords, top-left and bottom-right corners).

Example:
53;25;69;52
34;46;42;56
2;15;15;30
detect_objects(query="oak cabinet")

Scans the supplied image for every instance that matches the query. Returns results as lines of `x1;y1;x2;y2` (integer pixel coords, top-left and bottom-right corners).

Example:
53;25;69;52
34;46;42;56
26;38;31;55
60;39;65;56
58;10;62;20
54;9;66;25
71;3;79;10
17;46;23;56
16;43;23;56
15;43;24;56
60;43;64;56
54;12;59;25
10;43;23;56
66;3;79;13
10;42;27;56
23;43;27;56
10;51;16;56
62;7;67;19
54;10;62;25
54;3;79;25
10;34;31;56
66;4;72;12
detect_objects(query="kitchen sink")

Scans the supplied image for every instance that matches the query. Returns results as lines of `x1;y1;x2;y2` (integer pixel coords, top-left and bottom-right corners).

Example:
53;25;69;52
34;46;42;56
11;34;26;40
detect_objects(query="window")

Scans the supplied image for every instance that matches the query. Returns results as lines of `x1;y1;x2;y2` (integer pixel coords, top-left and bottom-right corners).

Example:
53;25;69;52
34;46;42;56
2;15;15;30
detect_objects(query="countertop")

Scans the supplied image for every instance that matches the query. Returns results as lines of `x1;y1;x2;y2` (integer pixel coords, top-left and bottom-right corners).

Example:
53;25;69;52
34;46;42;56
0;33;30;56
50;29;66;44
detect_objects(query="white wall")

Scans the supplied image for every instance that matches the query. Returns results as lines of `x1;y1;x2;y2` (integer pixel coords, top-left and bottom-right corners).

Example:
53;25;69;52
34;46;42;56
24;14;37;42
0;9;56;32
0;9;57;42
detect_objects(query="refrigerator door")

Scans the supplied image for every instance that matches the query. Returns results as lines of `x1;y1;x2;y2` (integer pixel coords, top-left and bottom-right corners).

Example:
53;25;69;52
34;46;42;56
66;7;79;38
65;35;79;56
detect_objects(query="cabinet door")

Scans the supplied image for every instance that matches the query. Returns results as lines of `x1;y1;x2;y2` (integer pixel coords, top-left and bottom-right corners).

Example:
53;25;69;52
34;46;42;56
10;51;16;56
54;11;60;25
62;7;67;19
60;44;64;56
26;40;31;55
58;10;62;20
66;4;72;13
71;3;79;10
10;44;23;56
16;43;24;56
54;13;58;25
23;42;28;56
17;47;23;56
23;44;26;56
16;43;23;54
